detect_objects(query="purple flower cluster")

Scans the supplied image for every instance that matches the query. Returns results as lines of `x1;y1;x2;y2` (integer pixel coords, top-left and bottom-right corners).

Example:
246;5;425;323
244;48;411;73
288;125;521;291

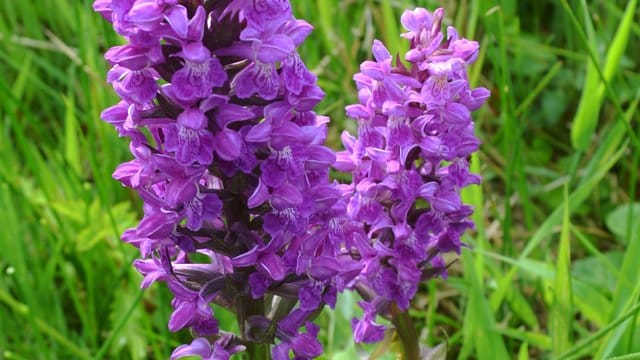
96;0;362;358
335;8;489;342
96;1;488;357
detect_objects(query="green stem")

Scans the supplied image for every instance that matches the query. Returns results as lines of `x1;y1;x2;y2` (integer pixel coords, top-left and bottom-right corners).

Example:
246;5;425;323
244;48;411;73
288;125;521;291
238;296;270;360
245;342;270;360
391;305;420;360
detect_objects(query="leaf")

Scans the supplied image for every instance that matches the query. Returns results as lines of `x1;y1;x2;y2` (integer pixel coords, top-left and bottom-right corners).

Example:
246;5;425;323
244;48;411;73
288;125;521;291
572;280;612;328
570;0;637;150
551;185;572;356
461;249;510;360
63;90;81;176
572;252;623;294
605;203;640;245
518;342;529;360
495;328;551;350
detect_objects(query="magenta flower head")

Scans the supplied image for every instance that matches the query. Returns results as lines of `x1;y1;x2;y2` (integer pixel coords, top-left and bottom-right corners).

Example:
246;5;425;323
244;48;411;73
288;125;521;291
95;0;363;358
96;1;488;358
335;7;489;342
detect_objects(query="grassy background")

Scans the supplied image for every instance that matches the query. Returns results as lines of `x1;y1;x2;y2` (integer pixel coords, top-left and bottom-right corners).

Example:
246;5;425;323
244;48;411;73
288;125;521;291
1;0;639;359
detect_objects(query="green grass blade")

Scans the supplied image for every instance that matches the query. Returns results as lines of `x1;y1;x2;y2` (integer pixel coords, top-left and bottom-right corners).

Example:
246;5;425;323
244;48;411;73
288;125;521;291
495;328;551;350
63;83;81;176
461;249;510;360
518;341;529;360
607;353;640;360
597;145;640;358
557;292;640;360
551;184;573;355
559;0;640;151
570;0;637;150
377;1;402;55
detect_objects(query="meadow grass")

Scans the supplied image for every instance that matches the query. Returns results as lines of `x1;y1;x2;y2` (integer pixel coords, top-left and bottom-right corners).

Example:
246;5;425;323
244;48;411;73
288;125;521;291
1;0;639;359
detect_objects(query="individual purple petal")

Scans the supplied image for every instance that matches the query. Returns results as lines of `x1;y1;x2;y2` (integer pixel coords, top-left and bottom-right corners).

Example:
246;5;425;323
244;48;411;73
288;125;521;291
346;104;372;120
125;0;165;31
281;52;315;95
184;191;222;231
444;102;471;124
430;182;462;213
215;102;254;128
290;325;323;358
162;179;197;209
272;343;291;360
168;300;196;331
283;19;313;45
134;257;169;288
258;253;286;281
255;35;295;63
93;0;112;21
271;182;303;210
104;44;151;70
233;61;280;100
461;86;491;111
371;39;391;62
244;0;292;29
305;145;336;170
137;208;179;239
245;120;272;143
186;6;206;41
108;65;158;105
308;257;342;280
419;181;438;198
164;5;188;38
351;302;386;343
171;338;213;360
400;7;432;34
248;178;270;209
214;128;242;161
308;184;340;211
420;135;452;160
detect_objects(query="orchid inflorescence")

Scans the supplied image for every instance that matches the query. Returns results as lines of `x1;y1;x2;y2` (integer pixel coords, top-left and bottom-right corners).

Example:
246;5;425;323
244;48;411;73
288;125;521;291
95;0;488;358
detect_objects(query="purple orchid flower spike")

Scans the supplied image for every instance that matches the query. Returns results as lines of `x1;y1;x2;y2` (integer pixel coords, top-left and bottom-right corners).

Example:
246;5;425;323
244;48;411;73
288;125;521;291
96;0;363;358
339;6;489;352
96;1;487;359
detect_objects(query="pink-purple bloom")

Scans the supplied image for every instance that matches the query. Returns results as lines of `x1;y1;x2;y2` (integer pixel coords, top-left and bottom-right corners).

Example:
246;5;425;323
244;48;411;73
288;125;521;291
335;6;488;341
96;1;487;357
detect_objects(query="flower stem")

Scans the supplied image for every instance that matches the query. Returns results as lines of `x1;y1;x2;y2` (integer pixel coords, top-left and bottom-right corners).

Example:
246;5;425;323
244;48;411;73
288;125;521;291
391;305;420;360
238;296;270;360
245;342;270;360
